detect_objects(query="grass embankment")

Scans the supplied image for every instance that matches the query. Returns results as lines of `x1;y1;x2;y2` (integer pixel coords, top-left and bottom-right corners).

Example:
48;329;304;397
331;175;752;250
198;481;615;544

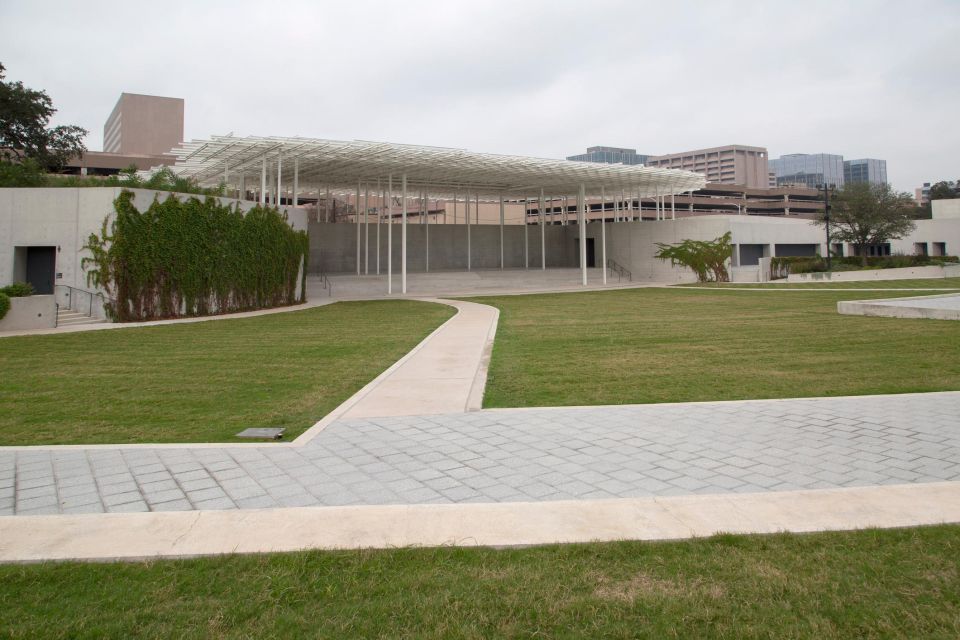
1;526;958;638
679;277;960;289
0;301;453;445
473;287;960;408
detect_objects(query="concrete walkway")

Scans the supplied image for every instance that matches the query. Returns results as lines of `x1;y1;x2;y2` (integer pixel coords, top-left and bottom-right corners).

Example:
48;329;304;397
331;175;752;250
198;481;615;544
1;290;958;561
338;299;498;419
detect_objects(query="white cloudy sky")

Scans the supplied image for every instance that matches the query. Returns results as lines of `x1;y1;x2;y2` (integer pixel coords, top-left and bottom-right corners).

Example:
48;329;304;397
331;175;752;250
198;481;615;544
3;0;958;191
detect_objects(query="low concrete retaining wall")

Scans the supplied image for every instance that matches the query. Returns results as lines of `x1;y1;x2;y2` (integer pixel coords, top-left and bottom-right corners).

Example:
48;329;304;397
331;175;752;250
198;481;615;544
0;295;56;331
838;294;960;321
788;264;959;283
730;266;760;283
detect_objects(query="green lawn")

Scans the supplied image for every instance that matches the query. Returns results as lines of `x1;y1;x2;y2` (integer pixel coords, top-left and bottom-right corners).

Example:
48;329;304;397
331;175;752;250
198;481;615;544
1;526;958;639
0;301;453;445
678;277;960;289
473;287;960;408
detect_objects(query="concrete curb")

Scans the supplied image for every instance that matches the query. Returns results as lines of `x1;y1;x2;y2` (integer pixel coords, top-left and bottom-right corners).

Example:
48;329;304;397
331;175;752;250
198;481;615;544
838;293;960;321
2;481;957;563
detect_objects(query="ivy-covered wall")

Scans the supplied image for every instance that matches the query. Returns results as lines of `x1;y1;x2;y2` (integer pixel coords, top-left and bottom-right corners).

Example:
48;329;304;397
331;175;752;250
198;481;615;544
84;191;308;322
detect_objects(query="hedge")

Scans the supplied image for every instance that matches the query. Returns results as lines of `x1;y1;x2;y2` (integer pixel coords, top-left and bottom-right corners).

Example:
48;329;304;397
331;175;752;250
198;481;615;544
771;254;959;277
0;292;8;321
83;191;308;322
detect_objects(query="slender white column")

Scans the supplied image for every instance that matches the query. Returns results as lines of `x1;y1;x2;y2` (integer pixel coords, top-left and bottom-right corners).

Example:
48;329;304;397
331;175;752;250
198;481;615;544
475;193;479;225
601;186;607;285
364;185;369;275
293;158;299;206
614;195;619;223
239;173;245;202
671;193;676;220
524;197;529;269
356;181;361;275
453;190;457;225
387;175;393;294
624;189;629;219
401;174;408;294
325;187;331;222
376;179;381;275
539;187;545;270
499;193;504;270
578;184;587;286
260;158;266;205
276;153;282;207
466;190;471;271
425;190;430;272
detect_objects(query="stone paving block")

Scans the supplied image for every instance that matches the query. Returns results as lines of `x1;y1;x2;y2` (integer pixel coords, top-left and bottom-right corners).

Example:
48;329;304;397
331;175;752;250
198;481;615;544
192;497;238;510
106;500;149;513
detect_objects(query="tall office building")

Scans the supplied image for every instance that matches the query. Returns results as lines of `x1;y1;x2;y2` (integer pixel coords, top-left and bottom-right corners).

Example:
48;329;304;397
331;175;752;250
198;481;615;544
769;153;845;188
103;93;184;156
644;145;771;189
567;146;650;165
843;158;887;185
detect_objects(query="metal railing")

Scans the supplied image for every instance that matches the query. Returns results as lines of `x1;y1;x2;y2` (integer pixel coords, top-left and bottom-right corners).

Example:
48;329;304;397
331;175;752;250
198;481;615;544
606;258;632;282
55;284;112;318
318;272;332;297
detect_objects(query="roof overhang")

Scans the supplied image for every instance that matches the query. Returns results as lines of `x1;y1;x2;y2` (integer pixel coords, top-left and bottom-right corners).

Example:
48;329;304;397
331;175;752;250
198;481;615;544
161;135;707;200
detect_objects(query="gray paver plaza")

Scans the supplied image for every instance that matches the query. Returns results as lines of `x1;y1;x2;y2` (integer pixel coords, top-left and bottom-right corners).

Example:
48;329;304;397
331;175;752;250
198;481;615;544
1;392;958;516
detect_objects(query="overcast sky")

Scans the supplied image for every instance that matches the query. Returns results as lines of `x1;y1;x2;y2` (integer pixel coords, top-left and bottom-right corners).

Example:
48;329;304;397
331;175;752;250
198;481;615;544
3;0;958;191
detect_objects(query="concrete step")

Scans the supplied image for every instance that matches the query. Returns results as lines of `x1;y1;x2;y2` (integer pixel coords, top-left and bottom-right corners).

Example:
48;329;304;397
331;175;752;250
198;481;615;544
57;308;103;327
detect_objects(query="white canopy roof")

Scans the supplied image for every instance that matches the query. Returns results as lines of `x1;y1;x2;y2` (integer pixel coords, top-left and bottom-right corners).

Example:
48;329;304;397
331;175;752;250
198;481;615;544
163;135;706;200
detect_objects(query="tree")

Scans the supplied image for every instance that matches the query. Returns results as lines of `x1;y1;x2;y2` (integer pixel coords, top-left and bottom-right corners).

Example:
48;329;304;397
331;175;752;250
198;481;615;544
0;63;87;170
928;181;959;200
654;232;733;283
817;182;916;266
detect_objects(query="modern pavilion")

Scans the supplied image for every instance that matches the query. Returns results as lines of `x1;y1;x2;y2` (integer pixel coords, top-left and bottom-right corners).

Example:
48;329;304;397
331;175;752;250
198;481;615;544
163;135;706;293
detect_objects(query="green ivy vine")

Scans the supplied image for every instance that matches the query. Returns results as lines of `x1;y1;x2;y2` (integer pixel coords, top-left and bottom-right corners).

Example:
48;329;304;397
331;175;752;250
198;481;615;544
83;190;308;322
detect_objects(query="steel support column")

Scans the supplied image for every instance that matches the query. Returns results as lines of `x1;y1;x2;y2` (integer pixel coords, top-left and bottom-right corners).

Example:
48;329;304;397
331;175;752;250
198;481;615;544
579;184;587;286
259;158;266;205
601;186;607;285
387;175;393;294
539;187;545;270
499;193;504;270
401;174;407;294
292;158;299;206
356;181;361;275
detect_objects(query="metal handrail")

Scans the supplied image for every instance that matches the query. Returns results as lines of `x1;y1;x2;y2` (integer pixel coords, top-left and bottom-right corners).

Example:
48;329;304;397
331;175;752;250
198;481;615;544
606;258;632;282
55;284;113;317
318;272;332;297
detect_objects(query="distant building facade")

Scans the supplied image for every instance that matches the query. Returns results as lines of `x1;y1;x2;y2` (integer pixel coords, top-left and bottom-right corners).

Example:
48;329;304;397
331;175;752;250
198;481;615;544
769;153;845;188
103;93;184;156
566;146;649;165
60;93;184;176
844;158;887;185
644;145;771;189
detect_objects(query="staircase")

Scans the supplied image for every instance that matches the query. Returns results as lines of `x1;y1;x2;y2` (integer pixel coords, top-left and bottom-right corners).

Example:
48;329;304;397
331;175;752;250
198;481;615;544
56;306;103;328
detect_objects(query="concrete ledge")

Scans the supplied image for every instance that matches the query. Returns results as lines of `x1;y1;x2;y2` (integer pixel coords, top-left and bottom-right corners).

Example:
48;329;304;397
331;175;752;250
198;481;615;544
0;295;56;332
789;264;958;283
1;481;957;563
838;293;960;320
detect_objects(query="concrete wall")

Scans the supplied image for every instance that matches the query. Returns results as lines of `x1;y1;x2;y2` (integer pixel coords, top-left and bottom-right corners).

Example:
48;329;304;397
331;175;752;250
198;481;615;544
0;188;309;319
0;295;56;331
309;222;573;274
788;264;960;282
932;199;960;219
310;214;960;283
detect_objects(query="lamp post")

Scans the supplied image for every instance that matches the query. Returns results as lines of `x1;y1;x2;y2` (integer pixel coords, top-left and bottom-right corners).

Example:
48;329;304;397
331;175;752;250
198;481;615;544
820;183;833;272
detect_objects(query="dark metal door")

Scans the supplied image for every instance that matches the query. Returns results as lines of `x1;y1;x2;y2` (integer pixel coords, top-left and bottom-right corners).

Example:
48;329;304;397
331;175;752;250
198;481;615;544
26;246;56;294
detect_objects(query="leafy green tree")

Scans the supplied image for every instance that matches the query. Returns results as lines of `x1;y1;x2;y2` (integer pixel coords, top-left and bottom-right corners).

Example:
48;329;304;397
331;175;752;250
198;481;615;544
0;62;87;170
817;182;916;266
928;181;959;200
654;232;733;282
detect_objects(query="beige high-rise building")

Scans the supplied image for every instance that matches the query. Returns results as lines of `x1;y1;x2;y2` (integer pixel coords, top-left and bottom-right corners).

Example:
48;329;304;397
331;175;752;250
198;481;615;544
102;93;184;156
645;144;770;189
